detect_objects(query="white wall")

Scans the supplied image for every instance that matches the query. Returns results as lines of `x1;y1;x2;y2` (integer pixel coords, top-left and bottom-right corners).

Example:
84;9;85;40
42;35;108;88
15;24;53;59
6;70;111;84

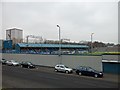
102;55;119;61
2;54;102;71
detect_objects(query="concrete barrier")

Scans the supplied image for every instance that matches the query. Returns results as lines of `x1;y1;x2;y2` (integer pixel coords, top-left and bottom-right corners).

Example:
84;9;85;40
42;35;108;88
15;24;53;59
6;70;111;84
0;53;2;90
2;53;102;71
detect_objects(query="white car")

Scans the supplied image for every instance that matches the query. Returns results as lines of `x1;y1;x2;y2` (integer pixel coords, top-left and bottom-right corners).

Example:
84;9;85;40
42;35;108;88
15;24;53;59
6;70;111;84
6;60;19;66
54;64;73;73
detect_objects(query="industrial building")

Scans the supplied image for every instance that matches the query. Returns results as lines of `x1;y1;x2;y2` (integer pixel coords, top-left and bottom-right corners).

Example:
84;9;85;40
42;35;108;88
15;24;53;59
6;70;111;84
6;28;23;45
0;40;3;53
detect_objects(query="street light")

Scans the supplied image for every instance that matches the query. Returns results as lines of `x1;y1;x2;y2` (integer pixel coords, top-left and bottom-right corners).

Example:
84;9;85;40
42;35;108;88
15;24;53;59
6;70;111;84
91;33;94;53
57;25;61;56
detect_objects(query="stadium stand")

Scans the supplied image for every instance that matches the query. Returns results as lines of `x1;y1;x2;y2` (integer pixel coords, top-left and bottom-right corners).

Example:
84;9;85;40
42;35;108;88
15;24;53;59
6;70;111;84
13;43;89;55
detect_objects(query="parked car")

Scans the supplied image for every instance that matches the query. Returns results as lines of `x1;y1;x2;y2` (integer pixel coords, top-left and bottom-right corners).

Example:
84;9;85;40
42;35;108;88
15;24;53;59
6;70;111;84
20;61;35;69
75;66;103;78
6;60;20;66
54;64;73;74
0;58;7;65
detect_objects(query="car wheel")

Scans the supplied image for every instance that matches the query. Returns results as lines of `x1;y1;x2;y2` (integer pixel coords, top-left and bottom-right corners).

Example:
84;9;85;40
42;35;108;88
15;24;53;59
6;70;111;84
78;72;82;75
55;69;58;72
65;70;69;74
94;74;98;78
28;66;30;69
13;64;16;66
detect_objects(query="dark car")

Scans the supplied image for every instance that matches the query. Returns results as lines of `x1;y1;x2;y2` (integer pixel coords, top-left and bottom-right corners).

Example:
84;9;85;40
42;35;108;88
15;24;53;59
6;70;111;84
20;61;35;69
75;66;103;78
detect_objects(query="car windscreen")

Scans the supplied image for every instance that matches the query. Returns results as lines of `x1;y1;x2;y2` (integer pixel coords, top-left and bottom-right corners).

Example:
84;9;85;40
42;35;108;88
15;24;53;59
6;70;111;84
27;62;33;65
12;61;17;62
64;66;69;68
87;67;98;72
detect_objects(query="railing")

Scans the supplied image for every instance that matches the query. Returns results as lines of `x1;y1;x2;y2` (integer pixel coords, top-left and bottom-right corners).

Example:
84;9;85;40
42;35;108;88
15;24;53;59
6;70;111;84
2;50;89;55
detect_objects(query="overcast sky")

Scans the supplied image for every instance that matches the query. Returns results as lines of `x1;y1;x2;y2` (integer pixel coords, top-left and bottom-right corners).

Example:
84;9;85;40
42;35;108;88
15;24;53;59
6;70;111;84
1;0;118;44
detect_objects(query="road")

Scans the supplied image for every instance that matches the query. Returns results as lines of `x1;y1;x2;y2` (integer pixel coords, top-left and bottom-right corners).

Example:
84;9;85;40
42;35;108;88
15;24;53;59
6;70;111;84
2;65;119;88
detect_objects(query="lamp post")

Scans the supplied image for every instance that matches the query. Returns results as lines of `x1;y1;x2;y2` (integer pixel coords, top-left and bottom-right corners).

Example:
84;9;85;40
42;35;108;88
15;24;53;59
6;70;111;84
57;25;61;56
91;33;94;53
26;36;29;44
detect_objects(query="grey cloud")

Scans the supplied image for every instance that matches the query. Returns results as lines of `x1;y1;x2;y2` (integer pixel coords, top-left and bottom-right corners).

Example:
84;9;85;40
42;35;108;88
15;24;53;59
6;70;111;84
2;2;118;44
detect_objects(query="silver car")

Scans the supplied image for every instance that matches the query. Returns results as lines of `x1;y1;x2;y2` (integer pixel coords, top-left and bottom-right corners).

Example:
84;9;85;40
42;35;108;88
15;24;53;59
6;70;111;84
6;60;19;66
54;64;73;74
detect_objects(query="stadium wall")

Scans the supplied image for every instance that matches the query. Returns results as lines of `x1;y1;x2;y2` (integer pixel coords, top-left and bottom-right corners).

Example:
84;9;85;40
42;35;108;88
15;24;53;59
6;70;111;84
102;55;119;61
2;53;102;71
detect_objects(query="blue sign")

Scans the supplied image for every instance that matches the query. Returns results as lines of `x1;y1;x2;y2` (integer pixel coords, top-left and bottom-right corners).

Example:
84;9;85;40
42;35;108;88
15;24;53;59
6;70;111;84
3;40;12;49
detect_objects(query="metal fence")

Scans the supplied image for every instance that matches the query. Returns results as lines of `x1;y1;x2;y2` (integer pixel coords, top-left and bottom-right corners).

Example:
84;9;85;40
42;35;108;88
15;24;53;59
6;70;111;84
2;49;89;55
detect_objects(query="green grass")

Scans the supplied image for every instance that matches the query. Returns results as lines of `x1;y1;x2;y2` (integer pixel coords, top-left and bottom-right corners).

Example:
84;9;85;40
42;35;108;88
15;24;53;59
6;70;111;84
102;52;120;55
88;52;120;55
66;52;120;56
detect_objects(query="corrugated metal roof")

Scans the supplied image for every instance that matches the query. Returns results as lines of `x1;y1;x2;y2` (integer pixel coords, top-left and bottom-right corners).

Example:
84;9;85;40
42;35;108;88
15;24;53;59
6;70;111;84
17;43;89;48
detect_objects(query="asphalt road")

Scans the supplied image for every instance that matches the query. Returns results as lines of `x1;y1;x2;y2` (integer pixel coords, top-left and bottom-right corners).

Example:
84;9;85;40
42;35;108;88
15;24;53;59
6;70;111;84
2;65;119;88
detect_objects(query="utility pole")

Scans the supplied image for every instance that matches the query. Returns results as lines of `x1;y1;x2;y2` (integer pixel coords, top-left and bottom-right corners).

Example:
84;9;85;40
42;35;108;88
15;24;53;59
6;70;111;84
57;25;61;56
57;24;62;64
91;33;94;53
